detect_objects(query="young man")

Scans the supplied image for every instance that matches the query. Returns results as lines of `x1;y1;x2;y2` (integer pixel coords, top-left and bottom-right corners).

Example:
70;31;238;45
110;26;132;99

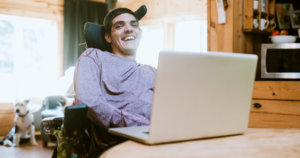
74;8;156;156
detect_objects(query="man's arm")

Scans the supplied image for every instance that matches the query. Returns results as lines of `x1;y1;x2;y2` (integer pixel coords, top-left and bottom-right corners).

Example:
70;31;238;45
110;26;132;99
74;49;150;128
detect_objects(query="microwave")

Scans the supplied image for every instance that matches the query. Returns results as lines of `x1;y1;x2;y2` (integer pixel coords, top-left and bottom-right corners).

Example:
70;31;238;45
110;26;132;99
261;43;300;79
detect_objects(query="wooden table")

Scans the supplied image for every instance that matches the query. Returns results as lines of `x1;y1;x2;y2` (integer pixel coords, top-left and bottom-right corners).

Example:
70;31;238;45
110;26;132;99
100;128;300;158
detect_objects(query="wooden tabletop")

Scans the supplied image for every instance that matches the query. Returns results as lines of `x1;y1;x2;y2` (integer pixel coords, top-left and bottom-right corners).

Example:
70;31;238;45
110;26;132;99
100;128;300;158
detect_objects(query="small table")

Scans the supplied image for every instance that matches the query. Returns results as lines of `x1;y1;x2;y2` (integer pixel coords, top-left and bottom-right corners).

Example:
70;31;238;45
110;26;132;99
100;128;300;158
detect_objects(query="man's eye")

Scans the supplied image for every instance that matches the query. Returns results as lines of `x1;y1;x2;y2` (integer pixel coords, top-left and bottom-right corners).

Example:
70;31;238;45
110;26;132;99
115;25;122;29
132;23;138;27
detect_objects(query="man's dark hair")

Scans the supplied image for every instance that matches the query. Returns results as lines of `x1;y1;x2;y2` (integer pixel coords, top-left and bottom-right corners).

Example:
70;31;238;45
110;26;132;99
103;8;138;36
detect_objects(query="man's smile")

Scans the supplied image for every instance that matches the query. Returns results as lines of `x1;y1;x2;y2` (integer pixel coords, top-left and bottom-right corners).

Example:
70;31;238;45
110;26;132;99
122;36;136;41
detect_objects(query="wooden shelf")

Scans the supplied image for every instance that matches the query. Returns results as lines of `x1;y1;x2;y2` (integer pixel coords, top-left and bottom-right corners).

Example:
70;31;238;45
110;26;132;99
243;29;272;34
243;0;276;32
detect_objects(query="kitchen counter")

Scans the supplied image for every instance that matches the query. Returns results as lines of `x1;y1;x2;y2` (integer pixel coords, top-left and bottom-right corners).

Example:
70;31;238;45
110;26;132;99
100;128;300;158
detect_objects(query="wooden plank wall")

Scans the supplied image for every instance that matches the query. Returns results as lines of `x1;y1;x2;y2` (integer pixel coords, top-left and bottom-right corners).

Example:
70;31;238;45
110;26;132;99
119;0;206;24
207;0;245;53
0;0;63;20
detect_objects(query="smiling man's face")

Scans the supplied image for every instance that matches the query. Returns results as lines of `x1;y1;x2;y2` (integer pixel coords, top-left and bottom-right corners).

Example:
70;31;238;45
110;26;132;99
105;13;141;58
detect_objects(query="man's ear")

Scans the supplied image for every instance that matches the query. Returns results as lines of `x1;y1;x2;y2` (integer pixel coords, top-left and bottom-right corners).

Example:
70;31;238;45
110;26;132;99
104;33;111;43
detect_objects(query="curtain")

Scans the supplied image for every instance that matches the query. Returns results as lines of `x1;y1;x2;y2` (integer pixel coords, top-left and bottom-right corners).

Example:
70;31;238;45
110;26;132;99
63;0;107;71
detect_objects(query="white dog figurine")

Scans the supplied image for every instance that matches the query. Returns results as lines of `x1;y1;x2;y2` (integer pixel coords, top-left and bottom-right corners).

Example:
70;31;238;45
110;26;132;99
13;99;38;146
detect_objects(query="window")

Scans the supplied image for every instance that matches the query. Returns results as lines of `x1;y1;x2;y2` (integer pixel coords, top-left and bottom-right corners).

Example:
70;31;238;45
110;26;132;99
174;20;207;52
0;14;60;102
136;19;207;67
136;26;164;68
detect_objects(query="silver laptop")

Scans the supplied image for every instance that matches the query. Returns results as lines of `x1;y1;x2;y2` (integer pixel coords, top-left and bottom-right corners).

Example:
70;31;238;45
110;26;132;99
109;50;258;144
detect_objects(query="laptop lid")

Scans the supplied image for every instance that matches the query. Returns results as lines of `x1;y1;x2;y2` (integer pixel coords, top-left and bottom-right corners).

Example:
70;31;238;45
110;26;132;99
147;51;257;144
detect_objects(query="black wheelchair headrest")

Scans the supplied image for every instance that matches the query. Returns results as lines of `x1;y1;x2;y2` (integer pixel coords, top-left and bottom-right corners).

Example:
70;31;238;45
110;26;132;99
84;5;147;51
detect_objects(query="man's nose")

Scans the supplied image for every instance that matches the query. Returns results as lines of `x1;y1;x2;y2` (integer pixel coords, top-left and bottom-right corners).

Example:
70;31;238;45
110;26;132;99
124;25;133;33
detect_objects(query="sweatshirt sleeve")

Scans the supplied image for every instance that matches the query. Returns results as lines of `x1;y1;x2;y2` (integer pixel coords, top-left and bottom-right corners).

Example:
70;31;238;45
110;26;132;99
74;49;150;128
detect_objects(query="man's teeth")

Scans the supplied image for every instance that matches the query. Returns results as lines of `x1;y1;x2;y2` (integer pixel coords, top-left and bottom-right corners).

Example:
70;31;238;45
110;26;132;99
123;36;135;41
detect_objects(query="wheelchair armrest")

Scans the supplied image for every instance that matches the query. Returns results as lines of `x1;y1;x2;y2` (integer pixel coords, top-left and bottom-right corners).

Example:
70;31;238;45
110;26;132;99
63;105;89;138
